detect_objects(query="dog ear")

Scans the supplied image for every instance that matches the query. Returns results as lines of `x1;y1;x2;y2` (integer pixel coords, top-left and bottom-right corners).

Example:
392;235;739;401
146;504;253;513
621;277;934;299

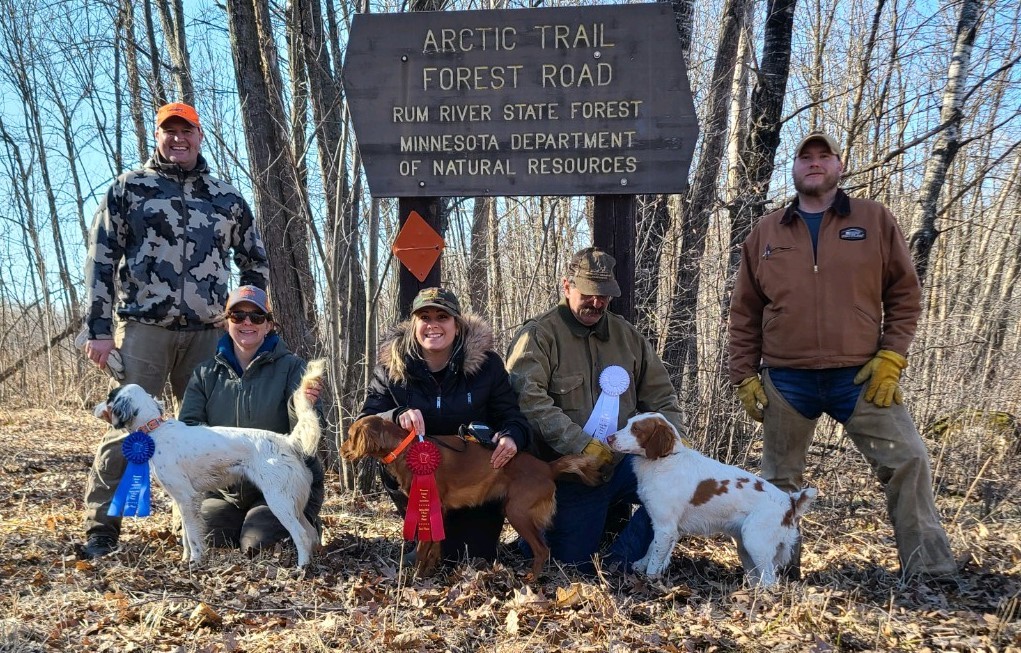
108;388;138;430
643;418;676;460
342;419;368;458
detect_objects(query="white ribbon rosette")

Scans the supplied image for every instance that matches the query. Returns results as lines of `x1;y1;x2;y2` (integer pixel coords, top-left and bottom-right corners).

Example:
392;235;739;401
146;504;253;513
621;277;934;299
582;365;631;442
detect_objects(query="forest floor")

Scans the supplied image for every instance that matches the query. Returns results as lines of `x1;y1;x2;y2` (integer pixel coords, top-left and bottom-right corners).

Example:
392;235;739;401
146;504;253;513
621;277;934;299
1;405;1020;652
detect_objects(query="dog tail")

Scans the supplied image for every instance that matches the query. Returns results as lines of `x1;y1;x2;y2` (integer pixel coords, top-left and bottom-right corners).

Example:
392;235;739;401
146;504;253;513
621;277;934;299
549;453;603;486
790;487;818;519
290;358;327;458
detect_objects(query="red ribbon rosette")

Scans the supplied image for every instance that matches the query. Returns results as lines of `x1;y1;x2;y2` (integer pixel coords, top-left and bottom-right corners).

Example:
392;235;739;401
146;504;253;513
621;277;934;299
402;439;445;542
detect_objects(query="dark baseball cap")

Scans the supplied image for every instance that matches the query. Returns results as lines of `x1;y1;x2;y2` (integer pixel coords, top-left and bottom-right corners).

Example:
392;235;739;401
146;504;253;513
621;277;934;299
411;287;461;317
567;247;621;298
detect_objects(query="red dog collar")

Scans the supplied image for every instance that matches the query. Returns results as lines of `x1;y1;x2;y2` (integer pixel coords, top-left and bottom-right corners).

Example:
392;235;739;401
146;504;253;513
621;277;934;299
140;417;166;434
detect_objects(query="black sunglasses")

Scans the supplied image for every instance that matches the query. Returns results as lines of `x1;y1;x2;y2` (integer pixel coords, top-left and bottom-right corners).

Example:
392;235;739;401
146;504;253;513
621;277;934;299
227;310;269;325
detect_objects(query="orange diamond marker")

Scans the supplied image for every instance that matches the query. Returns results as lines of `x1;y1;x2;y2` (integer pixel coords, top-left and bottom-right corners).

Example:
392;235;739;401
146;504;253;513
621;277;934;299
392;211;445;282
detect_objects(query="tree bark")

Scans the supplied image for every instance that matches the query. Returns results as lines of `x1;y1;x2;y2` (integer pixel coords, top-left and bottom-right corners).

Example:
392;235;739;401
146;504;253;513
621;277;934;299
909;0;981;285
155;0;195;102
225;0;317;359
728;0;796;275
662;0;749;393
119;0;148;164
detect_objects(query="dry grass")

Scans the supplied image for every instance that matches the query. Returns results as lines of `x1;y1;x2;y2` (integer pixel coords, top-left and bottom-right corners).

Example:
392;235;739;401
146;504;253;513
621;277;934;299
1;405;1020;652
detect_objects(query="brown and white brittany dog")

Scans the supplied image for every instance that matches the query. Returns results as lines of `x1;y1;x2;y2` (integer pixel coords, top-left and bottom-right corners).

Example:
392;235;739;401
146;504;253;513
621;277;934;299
342;415;603;578
608;413;817;586
93;359;326;567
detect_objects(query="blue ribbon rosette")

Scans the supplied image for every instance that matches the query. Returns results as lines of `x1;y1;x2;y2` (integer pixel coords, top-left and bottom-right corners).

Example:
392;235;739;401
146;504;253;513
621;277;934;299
107;431;156;517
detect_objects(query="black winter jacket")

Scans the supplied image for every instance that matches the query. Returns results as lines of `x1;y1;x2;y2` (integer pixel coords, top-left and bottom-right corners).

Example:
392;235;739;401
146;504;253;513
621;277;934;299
358;314;530;450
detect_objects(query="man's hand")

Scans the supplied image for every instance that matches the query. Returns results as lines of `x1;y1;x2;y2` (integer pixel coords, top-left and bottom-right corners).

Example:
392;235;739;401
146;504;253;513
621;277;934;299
853;349;907;407
490;432;518;469
736;375;768;422
582;438;614;467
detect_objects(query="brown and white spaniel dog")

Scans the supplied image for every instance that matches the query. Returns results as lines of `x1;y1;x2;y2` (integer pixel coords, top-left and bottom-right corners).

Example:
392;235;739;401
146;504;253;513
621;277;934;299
607;413;816;587
93;360;326;568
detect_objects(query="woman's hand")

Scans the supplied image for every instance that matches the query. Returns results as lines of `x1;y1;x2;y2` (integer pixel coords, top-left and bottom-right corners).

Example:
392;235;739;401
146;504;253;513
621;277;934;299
490;432;517;469
397;408;425;435
304;381;322;404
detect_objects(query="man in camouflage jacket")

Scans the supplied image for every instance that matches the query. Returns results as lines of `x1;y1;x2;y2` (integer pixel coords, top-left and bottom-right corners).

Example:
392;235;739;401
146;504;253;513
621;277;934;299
79;102;269;559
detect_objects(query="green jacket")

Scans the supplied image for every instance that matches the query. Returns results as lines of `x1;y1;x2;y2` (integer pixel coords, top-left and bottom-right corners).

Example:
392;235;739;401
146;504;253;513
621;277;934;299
177;334;322;510
178;334;307;433
506;301;684;463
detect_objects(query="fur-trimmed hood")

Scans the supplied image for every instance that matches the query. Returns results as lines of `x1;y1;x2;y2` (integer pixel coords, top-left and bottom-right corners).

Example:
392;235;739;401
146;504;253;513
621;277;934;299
378;313;495;384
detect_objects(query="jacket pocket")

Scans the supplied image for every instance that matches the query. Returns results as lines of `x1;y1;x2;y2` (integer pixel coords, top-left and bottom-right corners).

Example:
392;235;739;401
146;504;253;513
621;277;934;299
549;373;585;424
550;373;584;398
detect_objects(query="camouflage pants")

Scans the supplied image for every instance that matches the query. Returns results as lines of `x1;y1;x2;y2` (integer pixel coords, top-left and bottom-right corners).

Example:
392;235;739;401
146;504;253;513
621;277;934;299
760;368;956;577
83;321;220;540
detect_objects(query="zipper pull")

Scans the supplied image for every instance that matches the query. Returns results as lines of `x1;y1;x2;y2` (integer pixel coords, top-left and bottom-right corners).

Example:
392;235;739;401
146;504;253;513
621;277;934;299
436;396;441;410
814;265;819;273
467;392;472;407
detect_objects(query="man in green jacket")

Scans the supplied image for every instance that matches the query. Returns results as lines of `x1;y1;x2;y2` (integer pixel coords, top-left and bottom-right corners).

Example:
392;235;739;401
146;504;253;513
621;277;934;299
507;247;684;572
729;130;956;580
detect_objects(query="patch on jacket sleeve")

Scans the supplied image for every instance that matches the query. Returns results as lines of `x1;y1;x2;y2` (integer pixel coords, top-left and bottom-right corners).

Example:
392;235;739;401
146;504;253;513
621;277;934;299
839;227;867;240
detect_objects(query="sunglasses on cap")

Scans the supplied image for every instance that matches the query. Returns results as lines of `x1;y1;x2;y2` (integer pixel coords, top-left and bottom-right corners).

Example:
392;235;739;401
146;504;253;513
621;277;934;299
227;310;269;325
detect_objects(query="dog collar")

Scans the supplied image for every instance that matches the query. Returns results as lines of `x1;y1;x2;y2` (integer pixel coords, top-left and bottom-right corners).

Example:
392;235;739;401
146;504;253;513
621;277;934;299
381;428;418;464
139;417;166;434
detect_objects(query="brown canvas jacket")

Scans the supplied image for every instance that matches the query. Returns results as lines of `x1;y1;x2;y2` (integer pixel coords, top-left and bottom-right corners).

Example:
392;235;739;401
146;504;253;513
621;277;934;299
728;189;921;384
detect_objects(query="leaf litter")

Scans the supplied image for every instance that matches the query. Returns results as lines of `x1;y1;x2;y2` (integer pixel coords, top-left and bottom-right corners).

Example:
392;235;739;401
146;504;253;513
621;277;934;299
0;406;1020;651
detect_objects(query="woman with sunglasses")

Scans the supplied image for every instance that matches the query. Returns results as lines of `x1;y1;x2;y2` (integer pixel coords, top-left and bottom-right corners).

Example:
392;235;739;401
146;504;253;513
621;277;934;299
177;285;326;557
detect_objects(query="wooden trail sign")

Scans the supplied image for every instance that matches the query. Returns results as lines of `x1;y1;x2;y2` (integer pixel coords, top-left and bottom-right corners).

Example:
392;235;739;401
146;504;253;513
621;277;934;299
344;3;698;197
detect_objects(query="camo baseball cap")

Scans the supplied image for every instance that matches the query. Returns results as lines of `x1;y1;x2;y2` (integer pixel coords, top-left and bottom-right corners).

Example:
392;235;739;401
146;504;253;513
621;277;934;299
226;285;271;314
795;131;840;158
411;287;461;317
567;247;621;298
156;102;201;129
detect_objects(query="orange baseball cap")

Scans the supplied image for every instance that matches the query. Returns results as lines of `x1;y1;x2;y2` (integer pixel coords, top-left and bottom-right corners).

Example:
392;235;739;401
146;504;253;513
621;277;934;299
156;102;201;129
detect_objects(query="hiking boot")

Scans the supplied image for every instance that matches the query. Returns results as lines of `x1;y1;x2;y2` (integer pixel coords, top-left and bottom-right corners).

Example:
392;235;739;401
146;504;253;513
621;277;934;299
81;534;117;559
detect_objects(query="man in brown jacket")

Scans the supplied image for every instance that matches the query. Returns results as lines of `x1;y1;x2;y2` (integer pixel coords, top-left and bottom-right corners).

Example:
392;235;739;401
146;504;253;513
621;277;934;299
728;131;956;580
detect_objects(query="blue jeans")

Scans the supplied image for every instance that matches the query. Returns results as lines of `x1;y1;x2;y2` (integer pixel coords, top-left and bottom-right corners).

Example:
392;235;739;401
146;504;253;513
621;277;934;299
521;455;652;573
766;366;863;424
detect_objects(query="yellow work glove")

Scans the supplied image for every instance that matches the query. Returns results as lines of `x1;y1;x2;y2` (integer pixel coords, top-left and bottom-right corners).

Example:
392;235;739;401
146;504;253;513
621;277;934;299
736;375;768;422
582;438;614;467
853;349;907;407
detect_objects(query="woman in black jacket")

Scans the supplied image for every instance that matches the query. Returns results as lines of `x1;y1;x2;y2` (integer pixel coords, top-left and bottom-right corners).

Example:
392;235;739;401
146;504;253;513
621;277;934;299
358;287;530;565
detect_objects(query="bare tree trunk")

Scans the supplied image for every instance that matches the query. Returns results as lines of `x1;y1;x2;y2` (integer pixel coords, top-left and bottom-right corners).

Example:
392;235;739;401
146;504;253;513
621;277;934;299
843;0;887;165
225;0;317;359
728;0;796;275
662;0;749;394
119;0;148;164
468;197;492;315
142;0;168;105
909;0;981;285
155;0;195;102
